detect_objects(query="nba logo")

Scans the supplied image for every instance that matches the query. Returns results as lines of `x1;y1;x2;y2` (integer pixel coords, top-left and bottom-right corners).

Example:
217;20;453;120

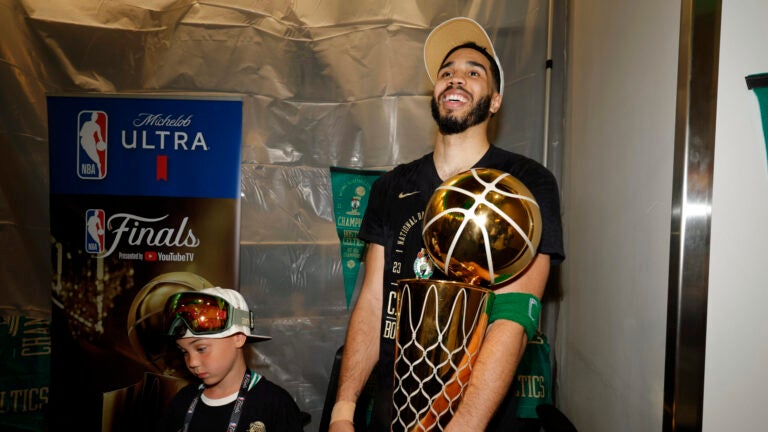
85;209;106;254
77;110;108;179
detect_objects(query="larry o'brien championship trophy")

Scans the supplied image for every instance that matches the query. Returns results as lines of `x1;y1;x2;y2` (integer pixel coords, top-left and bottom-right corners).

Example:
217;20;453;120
391;168;542;431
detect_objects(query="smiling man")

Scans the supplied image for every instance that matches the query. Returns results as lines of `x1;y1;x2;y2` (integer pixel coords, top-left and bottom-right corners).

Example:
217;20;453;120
330;17;565;432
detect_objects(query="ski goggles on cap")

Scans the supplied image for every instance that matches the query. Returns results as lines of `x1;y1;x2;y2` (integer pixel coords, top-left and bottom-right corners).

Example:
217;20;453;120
164;292;253;337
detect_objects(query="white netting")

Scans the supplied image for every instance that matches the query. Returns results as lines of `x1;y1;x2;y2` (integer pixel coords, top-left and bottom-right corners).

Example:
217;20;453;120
391;280;490;431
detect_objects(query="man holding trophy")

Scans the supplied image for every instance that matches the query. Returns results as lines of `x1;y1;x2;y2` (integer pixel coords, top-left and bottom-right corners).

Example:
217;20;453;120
330;17;565;432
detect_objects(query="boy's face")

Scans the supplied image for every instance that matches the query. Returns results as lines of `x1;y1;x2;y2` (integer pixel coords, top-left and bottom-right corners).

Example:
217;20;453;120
176;334;246;388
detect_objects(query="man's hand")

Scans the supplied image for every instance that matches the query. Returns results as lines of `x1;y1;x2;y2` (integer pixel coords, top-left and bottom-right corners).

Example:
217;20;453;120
328;419;354;432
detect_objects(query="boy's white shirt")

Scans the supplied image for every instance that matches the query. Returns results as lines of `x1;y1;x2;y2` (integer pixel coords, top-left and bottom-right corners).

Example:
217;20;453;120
199;370;261;406
201;392;238;406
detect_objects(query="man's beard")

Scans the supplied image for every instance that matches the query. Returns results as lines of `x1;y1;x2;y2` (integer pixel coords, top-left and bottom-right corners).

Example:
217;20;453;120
431;92;492;135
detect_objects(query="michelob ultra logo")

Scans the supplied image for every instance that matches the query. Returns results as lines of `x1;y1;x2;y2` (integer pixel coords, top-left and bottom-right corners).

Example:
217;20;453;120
83;210;200;258
77;110;108;179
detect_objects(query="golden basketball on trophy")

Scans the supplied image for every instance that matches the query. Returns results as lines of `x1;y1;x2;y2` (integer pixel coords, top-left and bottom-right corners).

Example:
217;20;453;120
392;168;542;431
422;168;542;287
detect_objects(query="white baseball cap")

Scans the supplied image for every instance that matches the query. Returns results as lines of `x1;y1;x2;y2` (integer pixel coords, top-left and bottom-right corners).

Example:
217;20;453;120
423;17;505;97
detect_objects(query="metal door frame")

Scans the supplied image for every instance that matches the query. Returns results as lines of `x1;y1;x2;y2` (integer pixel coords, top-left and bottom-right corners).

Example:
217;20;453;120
664;1;721;430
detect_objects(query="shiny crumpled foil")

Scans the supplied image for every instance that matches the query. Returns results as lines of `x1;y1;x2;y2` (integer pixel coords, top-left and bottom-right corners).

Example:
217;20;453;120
0;1;556;430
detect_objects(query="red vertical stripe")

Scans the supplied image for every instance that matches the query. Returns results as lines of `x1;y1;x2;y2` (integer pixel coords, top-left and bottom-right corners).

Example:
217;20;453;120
157;155;168;181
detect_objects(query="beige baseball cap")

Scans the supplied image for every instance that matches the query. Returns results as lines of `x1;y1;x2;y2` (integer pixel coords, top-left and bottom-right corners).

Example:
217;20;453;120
423;17;505;97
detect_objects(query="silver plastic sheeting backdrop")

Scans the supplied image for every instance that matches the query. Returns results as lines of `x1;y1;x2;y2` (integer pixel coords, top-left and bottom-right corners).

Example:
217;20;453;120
0;0;566;430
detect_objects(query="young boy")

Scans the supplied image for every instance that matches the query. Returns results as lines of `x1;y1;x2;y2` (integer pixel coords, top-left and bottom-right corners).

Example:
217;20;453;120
156;287;305;432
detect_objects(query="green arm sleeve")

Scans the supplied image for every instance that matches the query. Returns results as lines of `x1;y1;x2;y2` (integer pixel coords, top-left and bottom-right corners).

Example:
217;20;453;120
487;292;541;340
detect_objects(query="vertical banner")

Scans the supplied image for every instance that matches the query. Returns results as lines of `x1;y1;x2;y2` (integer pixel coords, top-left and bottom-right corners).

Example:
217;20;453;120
330;167;384;307
47;95;243;431
746;73;768;169
0;310;50;432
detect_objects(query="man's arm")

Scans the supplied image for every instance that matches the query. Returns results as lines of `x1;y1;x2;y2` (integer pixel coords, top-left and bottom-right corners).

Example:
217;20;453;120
444;253;551;431
329;243;385;432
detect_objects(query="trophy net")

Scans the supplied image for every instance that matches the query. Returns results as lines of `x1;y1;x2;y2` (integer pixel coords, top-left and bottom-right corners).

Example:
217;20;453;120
391;279;491;432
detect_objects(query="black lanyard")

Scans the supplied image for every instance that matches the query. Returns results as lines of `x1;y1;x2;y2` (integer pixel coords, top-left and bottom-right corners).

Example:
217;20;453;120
183;369;253;432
